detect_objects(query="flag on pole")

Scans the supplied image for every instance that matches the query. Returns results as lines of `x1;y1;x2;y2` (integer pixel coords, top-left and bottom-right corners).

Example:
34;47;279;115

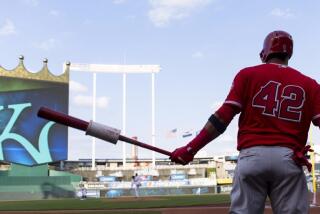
166;128;177;139
182;130;193;138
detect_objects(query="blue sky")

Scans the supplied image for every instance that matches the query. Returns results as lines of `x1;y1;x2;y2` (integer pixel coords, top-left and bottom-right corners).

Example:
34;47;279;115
1;0;320;160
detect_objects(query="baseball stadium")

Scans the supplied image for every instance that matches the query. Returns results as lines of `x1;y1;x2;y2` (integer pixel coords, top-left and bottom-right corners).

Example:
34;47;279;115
0;56;319;213
2;1;320;214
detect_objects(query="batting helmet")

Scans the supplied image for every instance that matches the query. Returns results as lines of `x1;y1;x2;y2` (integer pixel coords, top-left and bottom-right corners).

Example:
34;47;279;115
260;30;293;63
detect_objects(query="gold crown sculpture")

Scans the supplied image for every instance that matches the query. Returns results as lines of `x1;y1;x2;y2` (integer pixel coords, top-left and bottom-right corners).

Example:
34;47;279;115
0;55;69;83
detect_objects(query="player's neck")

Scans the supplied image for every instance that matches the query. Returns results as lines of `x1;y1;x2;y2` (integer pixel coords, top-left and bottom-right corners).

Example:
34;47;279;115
266;58;288;66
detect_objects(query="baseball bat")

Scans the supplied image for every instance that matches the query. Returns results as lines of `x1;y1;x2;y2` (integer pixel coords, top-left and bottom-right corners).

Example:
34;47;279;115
37;107;172;157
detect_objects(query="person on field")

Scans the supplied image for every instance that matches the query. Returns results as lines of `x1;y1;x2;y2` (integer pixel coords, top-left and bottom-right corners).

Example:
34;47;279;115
131;173;141;197
170;30;319;213
80;183;87;200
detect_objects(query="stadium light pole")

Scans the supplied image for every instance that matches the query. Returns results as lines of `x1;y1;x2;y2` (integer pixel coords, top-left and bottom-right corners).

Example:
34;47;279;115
65;63;161;169
122;72;126;167
92;72;97;170
151;72;156;166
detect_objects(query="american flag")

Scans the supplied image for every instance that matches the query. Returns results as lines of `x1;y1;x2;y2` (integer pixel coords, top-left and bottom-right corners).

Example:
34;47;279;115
166;128;177;139
182;130;193;138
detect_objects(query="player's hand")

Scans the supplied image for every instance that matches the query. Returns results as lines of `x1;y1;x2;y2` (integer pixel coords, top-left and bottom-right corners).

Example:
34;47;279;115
292;145;313;172
170;146;195;165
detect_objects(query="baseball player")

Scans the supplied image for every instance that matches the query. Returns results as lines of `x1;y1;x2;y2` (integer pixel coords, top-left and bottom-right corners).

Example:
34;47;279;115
131;173;142;197
80;183;87;200
170;30;320;214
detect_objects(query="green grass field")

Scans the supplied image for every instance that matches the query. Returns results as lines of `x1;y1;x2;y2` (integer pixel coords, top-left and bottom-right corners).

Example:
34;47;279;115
0;194;230;213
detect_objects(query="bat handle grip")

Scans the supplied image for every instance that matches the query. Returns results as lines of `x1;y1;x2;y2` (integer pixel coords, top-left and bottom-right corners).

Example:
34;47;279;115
37;107;89;131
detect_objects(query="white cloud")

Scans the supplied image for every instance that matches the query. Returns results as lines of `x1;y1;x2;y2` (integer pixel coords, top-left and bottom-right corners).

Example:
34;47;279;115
73;95;109;109
148;0;212;27
49;10;60;16
70;80;88;93
34;38;58;51
0;19;16;36
192;51;204;59
270;8;295;19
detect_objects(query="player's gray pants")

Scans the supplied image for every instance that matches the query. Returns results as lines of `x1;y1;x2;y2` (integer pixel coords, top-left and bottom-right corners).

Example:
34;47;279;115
229;146;309;214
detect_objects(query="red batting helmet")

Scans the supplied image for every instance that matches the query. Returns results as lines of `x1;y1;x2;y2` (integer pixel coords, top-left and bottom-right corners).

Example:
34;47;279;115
260;30;293;63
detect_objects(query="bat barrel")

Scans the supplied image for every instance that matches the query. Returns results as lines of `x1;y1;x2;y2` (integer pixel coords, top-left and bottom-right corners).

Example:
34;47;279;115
38;107;172;157
37;107;89;131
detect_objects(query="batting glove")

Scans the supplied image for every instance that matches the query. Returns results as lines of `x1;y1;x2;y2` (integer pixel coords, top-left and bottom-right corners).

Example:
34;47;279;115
292;145;313;172
170;146;195;165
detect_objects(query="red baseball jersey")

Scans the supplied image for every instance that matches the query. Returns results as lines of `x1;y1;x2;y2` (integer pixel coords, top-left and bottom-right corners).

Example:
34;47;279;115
225;63;320;151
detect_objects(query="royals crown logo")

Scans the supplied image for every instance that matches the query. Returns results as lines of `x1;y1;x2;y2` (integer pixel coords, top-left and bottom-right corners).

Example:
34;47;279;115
0;55;69;83
0;56;69;166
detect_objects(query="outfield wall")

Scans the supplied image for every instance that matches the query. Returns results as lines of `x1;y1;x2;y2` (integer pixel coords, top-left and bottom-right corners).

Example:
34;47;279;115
77;178;232;198
76;185;220;198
